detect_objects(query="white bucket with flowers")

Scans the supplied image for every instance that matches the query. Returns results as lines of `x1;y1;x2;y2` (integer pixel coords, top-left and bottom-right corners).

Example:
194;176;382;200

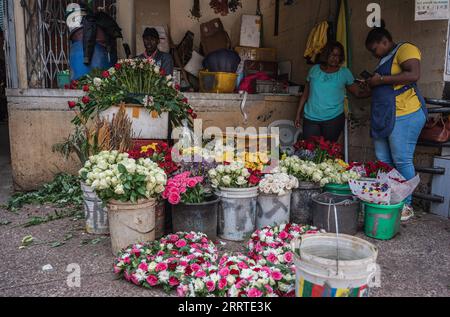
75;58;196;140
209;162;261;242
79;151;167;255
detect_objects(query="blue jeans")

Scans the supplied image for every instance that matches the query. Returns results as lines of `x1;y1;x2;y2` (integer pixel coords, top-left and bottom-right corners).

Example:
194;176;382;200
373;109;427;205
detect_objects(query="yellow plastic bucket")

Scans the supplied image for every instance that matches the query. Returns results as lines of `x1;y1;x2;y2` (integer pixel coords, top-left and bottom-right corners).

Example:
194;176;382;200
199;71;237;93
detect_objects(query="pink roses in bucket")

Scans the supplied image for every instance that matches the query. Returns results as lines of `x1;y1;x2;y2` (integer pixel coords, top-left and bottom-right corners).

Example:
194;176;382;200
162;172;205;205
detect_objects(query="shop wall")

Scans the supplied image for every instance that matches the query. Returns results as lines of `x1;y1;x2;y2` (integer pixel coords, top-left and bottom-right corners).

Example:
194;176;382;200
260;0;338;84
134;0;258;53
169;0;258;49
7;90;83;191
135;0;171;56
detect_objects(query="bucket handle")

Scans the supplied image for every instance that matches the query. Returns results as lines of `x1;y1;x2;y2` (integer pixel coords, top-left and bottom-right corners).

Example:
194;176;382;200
367;264;381;288
327;198;341;276
291;236;302;260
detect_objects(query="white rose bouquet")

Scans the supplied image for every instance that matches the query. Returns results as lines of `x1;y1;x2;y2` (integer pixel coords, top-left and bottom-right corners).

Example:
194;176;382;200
280;156;360;187
208;162;261;189
79;151;167;203
280;156;319;183
259;173;299;196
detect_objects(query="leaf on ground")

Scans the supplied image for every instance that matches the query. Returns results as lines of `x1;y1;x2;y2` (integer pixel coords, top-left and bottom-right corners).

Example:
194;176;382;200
63;233;74;241
80;237;106;246
0;220;11;226
21;235;34;247
49;241;65;248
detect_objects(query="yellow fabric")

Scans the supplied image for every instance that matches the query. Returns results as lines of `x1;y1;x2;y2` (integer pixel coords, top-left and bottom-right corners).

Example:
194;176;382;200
392;43;422;117
336;1;348;68
336;0;349;114
304;21;328;63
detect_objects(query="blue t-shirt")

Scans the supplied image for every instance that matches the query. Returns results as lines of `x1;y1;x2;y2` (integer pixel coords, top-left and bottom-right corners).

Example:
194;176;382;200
304;65;355;121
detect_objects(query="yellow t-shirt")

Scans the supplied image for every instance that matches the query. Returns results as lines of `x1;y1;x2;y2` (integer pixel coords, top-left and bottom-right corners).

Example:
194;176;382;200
392;43;422;117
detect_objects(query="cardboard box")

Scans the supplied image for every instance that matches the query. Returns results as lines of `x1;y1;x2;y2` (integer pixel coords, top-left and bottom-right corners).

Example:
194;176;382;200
240;15;262;48
235;47;277;62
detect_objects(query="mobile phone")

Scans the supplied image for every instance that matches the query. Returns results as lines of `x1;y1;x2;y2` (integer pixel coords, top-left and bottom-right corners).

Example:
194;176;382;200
360;71;374;80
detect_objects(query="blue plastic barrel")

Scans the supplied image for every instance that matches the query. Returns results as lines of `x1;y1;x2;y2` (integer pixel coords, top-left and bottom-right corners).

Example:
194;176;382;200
69;40;117;80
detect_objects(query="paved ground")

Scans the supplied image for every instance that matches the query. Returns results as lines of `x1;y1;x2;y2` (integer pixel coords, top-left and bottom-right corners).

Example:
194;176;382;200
0;122;449;297
1;202;449;297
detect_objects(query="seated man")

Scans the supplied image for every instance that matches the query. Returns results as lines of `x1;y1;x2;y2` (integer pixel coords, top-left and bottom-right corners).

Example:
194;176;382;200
137;27;174;75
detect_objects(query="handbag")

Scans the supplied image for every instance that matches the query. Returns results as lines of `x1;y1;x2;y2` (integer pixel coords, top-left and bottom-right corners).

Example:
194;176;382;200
419;116;450;143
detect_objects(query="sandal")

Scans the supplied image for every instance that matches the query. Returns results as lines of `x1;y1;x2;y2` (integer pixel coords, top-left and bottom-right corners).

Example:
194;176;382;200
401;205;415;222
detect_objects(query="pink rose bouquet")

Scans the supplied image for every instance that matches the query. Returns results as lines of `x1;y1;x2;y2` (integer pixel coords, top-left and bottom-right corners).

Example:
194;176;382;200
162;172;206;205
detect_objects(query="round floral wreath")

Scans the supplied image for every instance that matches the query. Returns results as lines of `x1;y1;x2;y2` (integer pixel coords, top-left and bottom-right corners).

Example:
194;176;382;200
113;232;218;293
114;225;322;297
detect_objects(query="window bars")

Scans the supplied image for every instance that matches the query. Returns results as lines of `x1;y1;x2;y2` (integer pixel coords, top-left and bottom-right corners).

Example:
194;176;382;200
21;0;116;88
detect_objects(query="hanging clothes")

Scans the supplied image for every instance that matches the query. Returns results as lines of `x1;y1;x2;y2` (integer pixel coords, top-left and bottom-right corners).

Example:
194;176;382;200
304;21;329;64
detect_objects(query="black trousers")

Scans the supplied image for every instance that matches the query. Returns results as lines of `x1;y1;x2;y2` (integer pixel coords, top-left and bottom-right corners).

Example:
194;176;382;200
303;113;346;143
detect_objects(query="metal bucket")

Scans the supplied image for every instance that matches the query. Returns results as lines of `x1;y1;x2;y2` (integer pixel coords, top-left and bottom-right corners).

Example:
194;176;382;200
256;191;291;229
290;182;322;225
217;187;259;242
293;234;379;297
107;199;156;255
312;193;360;236
172;195;220;241
80;182;109;235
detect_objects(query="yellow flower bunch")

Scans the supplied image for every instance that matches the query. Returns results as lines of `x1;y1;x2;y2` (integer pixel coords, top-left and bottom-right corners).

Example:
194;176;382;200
336;159;349;170
141;143;159;154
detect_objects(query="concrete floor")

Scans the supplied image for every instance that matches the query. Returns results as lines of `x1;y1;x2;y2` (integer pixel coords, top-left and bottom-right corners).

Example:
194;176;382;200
0;124;449;297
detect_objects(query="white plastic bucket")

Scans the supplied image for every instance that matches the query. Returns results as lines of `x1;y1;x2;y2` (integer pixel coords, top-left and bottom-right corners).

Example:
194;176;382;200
101;105;169;139
293;234;379;297
256;191;291;229
80;182;109;235
107;199;156;255
217;187;259;242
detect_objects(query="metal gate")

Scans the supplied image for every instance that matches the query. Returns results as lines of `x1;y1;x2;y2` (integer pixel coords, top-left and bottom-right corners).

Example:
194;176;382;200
3;0;18;89
20;0;116;88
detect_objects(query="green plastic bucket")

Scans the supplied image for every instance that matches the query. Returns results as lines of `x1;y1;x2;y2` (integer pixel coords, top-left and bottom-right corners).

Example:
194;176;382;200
363;202;404;240
324;183;353;196
57;71;71;88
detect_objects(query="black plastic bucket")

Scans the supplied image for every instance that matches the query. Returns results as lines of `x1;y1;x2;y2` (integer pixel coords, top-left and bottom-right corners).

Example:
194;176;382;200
312;193;360;235
172;195;220;241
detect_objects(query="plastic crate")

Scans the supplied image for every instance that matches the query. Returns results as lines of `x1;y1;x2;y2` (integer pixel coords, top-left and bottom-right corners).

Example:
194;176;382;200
199;71;237;93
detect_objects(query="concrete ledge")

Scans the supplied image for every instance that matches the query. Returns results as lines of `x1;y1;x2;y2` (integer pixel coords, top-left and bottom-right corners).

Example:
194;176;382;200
6;89;300;190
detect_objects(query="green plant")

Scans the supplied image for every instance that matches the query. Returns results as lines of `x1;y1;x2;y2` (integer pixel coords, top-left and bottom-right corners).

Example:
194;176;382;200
54;105;135;164
52;126;92;164
7;174;83;212
81;151;167;203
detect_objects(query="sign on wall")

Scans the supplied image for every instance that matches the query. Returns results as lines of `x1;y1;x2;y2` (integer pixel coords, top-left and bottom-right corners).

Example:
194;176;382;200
415;0;450;21
444;22;450;81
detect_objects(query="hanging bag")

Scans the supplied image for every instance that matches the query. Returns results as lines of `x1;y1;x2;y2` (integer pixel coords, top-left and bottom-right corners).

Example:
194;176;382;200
419;116;450;143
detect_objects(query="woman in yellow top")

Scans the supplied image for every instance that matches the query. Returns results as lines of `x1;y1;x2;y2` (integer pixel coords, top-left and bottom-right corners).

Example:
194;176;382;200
365;24;428;221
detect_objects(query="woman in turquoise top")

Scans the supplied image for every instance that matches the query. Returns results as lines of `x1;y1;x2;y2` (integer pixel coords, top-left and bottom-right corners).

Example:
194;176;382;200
295;42;370;142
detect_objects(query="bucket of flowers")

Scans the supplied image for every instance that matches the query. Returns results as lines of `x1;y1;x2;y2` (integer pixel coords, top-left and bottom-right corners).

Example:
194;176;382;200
80;150;167;254
164;172;220;241
257;172;299;229
348;161;394;180
279;156;322;225
68;58;198;139
208;161;262;242
320;160;361;196
294;136;343;164
127;141;179;238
